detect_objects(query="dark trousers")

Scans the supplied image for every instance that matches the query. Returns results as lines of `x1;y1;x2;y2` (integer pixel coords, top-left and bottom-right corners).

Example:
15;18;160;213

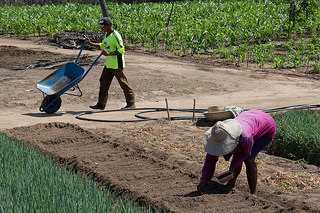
97;66;135;108
247;134;272;159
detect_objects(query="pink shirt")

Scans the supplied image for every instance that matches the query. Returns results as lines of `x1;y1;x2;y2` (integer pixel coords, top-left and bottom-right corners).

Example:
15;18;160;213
231;109;276;168
200;110;276;184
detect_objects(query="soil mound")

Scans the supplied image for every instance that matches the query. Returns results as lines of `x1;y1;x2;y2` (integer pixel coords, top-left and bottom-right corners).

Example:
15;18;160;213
0;45;65;70
51;30;137;51
52;30;103;49
0;44;98;70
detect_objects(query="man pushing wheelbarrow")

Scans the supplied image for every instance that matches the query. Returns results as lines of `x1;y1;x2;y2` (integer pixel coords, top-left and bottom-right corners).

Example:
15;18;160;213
85;17;135;110
37;17;134;114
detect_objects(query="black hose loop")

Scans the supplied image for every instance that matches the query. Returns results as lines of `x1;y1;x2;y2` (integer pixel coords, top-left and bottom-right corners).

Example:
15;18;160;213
75;103;320;122
76;107;206;122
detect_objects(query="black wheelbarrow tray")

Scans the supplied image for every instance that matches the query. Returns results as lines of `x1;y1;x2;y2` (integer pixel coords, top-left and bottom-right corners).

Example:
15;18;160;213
36;43;102;114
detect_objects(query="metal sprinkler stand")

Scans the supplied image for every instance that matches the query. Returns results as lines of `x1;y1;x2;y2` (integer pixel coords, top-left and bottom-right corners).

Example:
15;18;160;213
165;98;171;121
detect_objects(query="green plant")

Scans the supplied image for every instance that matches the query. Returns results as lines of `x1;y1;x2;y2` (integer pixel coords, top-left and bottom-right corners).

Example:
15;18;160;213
0;133;154;212
274;56;286;69
268;110;320;166
273;186;284;194
0;1;319;70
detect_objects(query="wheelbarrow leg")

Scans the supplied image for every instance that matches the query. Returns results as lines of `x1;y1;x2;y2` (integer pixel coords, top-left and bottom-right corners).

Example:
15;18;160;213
66;84;83;97
73;84;83;96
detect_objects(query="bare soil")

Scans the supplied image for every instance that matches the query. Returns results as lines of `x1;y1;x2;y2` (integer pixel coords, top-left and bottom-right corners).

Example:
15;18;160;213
1;34;320;212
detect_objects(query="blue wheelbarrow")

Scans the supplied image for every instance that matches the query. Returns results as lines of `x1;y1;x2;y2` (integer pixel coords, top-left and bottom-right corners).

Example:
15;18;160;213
37;43;102;114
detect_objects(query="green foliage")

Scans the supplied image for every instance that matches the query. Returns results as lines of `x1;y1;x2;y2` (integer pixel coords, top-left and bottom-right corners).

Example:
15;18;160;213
0;1;314;43
295;0;318;21
268;110;320;166
0;1;319;71
0;133;154;212
0;3;101;36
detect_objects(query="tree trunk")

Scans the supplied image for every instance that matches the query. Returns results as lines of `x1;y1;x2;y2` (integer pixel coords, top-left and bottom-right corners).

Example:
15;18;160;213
98;0;109;17
289;0;296;28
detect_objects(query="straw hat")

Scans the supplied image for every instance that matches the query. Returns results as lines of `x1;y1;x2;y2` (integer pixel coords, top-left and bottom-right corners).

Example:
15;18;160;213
208;106;224;112
204;105;244;121
203;119;242;156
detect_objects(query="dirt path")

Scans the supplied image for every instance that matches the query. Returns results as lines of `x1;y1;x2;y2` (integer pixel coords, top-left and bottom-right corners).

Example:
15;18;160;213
1;35;320;130
1;35;320;212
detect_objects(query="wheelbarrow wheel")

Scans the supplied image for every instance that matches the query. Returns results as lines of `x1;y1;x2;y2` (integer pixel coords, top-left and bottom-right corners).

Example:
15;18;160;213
41;95;62;114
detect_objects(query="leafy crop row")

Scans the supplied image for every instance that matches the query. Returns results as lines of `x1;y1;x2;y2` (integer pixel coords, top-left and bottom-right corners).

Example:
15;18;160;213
0;133;154;212
216;39;320;72
268;110;320;166
0;0;319;71
0;4;101;36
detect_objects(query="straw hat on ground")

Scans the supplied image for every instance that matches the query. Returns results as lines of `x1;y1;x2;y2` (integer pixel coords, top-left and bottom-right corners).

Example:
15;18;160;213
204;119;242;156
204;105;244;121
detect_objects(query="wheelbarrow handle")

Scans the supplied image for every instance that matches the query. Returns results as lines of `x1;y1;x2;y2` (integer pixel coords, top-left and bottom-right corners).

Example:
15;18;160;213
81;53;103;81
75;42;87;64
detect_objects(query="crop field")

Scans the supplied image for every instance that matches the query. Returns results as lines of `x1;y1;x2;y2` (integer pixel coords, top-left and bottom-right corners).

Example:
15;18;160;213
1;0;319;72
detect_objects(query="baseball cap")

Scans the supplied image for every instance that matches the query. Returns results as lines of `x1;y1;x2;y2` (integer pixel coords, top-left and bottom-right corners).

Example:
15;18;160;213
98;17;112;28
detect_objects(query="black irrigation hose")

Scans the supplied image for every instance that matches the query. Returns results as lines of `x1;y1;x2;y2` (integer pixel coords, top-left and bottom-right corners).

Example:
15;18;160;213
135;108;206;121
76;107;156;122
75;107;207;122
258;103;320;113
75;104;320;123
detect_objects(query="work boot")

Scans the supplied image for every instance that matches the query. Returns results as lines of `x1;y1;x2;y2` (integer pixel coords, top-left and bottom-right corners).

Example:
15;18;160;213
89;104;105;110
121;104;135;109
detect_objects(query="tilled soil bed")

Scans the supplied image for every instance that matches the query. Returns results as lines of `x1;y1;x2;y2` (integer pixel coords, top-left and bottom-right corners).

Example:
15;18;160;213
4;121;320;213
